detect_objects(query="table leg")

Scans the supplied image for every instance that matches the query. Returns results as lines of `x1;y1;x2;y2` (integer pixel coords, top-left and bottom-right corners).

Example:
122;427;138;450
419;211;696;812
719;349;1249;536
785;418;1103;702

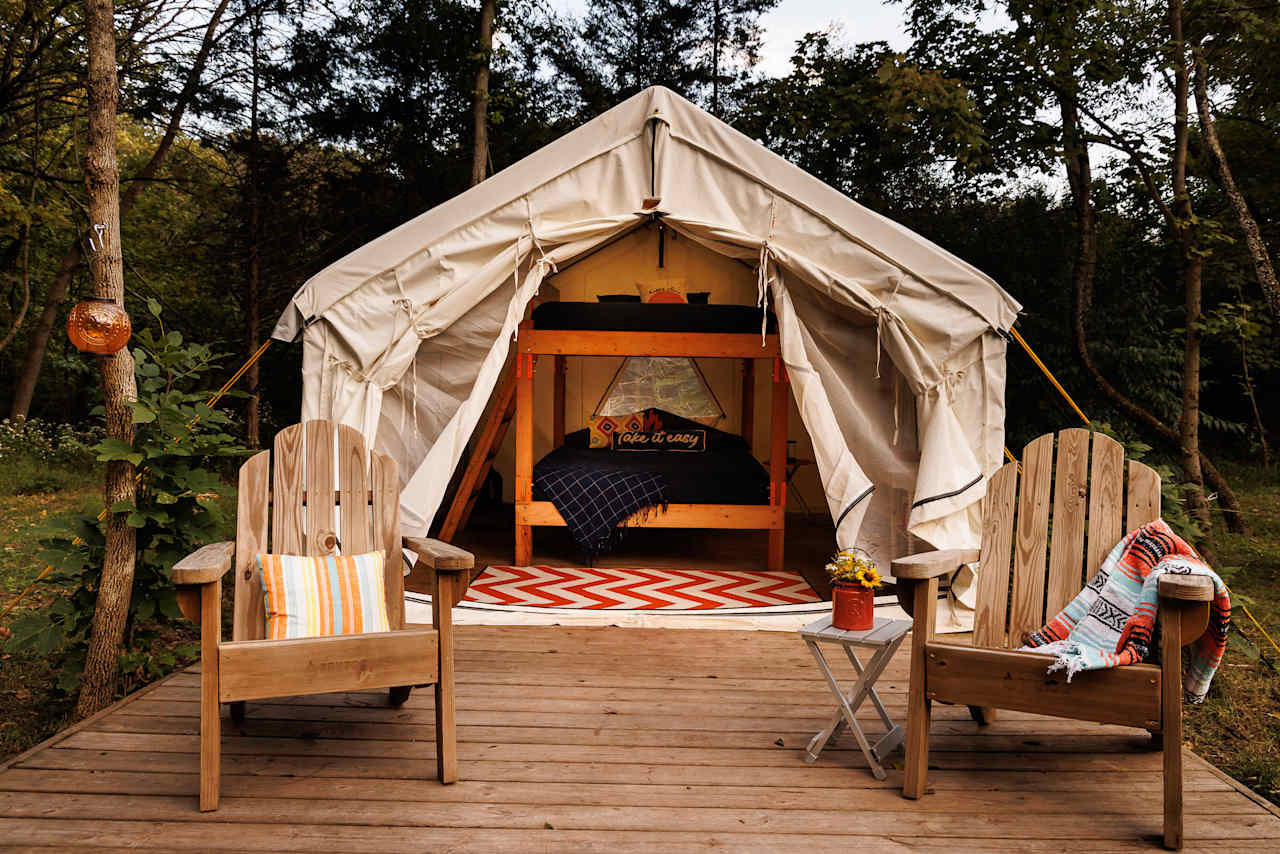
843;635;907;758
803;641;845;762
805;639;888;779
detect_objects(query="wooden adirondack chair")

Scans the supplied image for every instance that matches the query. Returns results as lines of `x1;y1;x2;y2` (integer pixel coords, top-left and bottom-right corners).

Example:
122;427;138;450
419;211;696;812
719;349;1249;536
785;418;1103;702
893;429;1214;850
172;420;474;811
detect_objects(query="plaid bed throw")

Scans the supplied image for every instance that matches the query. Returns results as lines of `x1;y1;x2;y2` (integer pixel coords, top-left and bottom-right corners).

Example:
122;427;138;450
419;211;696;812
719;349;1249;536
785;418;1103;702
534;462;668;559
1021;519;1230;703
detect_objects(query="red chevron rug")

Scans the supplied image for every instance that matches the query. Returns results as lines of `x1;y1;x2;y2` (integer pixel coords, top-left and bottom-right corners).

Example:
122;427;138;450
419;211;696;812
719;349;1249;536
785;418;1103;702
461;566;822;610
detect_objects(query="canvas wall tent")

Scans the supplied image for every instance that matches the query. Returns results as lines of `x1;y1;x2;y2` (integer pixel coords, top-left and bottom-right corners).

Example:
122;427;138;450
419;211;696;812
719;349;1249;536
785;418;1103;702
272;85;1022;575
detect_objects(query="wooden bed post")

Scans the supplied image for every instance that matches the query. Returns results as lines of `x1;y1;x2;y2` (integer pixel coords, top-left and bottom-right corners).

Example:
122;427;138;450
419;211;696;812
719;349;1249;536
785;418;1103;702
553;354;567;448
740;359;754;451
768;358;788;572
515;352;535;565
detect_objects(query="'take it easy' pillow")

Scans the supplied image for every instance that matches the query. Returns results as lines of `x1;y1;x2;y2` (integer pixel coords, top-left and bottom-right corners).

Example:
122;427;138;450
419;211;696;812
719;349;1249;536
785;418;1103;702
258;551;391;639
635;277;687;304
587;411;645;449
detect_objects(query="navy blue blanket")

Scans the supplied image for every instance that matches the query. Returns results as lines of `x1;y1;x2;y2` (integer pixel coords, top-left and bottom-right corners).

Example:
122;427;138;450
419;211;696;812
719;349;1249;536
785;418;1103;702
532;463;668;560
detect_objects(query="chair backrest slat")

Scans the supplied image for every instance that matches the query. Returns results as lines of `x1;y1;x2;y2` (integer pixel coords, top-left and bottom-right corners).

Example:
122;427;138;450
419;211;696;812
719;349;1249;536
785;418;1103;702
1045;428;1089;616
304;420;336;549
232;450;270;641
975;430;1162;649
338;425;374;554
371;450;403;630
1008;433;1054;645
271;424;306;554
1127;460;1161;529
234;420;404;640
973;461;1018;649
1086;433;1124;582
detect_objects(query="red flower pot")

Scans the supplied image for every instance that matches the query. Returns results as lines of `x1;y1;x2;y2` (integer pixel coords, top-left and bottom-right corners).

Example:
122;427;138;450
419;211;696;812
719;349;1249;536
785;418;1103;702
832;583;875;631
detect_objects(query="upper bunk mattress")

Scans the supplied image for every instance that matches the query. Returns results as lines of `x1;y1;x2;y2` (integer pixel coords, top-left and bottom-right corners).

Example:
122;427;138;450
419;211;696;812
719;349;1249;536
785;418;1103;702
532;301;778;334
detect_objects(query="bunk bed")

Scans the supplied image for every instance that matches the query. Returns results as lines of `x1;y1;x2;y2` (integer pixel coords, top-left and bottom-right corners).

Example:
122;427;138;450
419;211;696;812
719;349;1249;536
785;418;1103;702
512;301;790;571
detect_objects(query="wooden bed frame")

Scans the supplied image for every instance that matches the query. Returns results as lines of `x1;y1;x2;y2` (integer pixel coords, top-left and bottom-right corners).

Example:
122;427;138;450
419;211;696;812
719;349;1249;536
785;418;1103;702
513;320;790;571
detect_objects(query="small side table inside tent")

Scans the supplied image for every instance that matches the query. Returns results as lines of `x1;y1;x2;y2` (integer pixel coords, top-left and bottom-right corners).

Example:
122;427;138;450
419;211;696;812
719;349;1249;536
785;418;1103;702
798;615;911;779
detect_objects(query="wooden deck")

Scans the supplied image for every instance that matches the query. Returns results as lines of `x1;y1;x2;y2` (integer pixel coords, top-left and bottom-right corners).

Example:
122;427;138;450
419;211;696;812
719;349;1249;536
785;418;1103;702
2;625;1278;852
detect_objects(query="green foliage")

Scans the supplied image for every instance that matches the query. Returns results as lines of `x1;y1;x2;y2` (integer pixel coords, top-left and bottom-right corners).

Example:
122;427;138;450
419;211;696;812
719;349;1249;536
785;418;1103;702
735;35;990;208
554;0;777;116
3;322;246;696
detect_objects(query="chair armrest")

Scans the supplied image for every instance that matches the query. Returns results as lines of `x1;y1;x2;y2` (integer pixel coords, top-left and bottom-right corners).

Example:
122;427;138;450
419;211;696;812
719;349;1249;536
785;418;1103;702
1157;574;1215;602
892;549;980;581
172;541;235;586
403;536;474;572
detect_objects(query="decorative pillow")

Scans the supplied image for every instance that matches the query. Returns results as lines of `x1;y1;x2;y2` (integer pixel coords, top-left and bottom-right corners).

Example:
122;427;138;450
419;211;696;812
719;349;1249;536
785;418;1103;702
613;428;707;452
258;551;391;639
596;293;641;303
687;291;711;304
636;277;687;304
587;411;644;449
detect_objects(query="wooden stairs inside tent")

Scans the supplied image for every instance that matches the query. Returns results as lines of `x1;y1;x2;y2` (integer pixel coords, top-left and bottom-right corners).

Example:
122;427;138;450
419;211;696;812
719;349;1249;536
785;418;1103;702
438;363;520;543
892;429;1215;850
171;420;474;811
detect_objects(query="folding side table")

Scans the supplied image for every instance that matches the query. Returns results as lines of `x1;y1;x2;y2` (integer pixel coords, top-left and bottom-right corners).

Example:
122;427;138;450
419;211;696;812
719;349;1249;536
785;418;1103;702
798;614;911;779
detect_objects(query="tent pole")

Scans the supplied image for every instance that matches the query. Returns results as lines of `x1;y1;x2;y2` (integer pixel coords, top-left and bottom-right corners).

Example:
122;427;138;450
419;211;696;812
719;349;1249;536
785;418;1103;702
515;352;535;565
553;355;567;447
769;358;789;572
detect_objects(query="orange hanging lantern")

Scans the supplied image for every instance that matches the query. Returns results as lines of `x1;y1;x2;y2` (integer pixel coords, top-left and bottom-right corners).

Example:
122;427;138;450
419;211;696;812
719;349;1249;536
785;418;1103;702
66;296;131;355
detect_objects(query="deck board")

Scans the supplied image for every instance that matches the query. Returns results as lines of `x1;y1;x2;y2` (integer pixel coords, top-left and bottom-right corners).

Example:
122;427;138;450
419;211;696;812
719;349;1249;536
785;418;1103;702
1;625;1277;852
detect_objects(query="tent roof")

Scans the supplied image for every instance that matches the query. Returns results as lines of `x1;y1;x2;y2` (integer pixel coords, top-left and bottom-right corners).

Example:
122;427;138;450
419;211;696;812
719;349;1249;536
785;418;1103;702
273;86;1020;342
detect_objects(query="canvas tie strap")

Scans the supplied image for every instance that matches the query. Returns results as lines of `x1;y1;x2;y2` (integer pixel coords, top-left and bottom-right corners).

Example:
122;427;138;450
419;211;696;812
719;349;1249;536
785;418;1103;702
757;196;778;345
524;197;557;277
757;242;773;344
512;198;558;344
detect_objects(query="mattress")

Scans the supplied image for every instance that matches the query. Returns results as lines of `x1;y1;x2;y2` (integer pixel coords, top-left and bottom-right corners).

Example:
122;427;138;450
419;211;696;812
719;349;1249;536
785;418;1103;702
531;301;777;334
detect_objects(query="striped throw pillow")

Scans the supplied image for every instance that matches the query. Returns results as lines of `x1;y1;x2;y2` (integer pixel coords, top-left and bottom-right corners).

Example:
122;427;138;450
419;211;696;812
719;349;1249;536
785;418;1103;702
257;551;391;640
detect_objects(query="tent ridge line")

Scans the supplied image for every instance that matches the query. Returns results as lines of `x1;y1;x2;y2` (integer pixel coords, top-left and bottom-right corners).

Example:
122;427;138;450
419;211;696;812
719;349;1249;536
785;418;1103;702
302;126;655;331
663;128;1009;332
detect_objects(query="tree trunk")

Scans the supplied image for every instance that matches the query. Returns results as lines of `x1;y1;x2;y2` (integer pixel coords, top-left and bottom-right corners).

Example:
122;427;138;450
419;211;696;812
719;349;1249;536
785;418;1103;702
1192;53;1280;324
245;6;263;448
75;0;140;721
1169;0;1212;529
10;245;80;419
7;0;232;421
1060;97;1097;358
711;0;721;117
469;0;495;188
1059;88;1249;534
1;71;41;353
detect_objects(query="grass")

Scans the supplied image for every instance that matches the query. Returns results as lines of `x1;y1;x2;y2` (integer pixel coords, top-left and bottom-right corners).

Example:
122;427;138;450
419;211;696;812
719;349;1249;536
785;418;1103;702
1184;461;1280;806
0;457;100;760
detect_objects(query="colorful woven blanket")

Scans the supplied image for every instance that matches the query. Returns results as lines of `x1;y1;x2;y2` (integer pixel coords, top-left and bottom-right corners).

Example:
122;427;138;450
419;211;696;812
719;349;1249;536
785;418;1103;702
1021;519;1230;703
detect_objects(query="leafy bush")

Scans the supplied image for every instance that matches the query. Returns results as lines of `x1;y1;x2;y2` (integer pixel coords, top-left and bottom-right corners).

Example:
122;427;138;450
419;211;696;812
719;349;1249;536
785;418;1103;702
0;418;103;466
4;308;248;694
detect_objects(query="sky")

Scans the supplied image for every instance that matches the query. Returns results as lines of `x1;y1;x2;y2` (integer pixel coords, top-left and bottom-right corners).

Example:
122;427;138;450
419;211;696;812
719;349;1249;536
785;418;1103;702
752;0;912;75
549;0;915;77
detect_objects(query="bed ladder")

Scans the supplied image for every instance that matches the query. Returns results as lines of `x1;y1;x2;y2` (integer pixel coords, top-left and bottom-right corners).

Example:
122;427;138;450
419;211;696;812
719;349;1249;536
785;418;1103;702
437;364;519;542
